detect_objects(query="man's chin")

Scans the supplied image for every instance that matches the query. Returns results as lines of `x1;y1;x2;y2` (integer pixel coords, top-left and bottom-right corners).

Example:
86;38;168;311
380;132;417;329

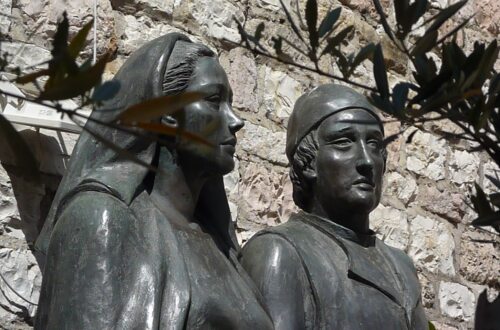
345;195;379;214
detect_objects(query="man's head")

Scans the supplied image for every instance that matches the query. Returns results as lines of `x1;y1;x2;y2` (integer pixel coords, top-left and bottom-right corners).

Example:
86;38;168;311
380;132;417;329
287;84;386;218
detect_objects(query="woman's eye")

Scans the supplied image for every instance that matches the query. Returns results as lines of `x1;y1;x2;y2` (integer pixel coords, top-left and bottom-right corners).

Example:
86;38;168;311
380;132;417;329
206;94;221;104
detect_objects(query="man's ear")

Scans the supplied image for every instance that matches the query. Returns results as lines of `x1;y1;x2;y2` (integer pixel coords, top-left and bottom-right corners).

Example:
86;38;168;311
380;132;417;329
303;159;317;182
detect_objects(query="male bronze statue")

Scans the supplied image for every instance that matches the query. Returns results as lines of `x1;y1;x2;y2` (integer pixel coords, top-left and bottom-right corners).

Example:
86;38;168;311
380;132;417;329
240;84;427;329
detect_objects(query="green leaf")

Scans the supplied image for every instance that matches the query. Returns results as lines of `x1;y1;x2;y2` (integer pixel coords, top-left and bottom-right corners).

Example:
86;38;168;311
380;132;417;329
394;0;411;36
411;30;438;57
471;211;500;228
472;40;499;89
428;321;436;330
412;54;437;85
486;174;500;189
348;43;376;74
68;19;94;59
118;91;207;123
279;0;304;43
318;7;341;38
39;52;110;100
373;44;389;99
331;48;349;78
51;11;69;57
0;114;40;182
410;0;428;26
428;0;467;32
321;25;353;56
305;0;319;50
91;80;121;102
489;192;500;207
16;69;50;84
128;122;213;147
406;130;418;143
471;183;494;216
435;16;472;46
392;82;409;113
369;93;395;116
254;22;265;43
372;0;394;41
83;124;160;174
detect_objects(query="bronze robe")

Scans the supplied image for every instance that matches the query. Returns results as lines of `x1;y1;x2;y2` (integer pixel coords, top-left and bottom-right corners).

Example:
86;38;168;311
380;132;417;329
240;211;427;330
36;188;273;329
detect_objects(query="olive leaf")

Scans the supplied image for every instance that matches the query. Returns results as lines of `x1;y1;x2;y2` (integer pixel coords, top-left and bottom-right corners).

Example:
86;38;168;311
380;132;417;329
68;19;94;59
318;7;341;38
373;44;389;99
127;122;213;147
428;0;467;32
0;114;40;182
279;0;304;43
321;25;353;56
39;52;110;100
117;91;207;123
92;80;121;102
411;30;438;57
305;0;319;50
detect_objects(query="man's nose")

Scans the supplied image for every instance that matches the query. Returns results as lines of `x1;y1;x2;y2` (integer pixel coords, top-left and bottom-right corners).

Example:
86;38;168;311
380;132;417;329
356;141;374;173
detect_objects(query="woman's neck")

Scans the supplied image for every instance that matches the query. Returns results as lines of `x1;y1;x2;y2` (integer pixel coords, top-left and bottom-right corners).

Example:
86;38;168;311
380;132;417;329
150;147;209;222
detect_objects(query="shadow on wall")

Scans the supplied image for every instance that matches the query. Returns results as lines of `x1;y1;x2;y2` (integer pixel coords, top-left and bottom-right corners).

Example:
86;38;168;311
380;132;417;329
0;128;68;266
474;289;500;330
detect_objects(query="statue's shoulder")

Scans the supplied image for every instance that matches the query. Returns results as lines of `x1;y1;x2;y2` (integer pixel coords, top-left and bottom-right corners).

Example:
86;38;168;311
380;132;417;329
241;213;329;269
240;217;306;268
379;240;418;274
52;190;137;245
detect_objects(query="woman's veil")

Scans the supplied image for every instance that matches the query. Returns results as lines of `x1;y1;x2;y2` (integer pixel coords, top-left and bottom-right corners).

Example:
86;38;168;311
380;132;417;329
35;33;239;268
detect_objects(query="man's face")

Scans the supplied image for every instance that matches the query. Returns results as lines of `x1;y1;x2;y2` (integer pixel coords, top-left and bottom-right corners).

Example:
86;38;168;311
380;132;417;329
312;108;385;217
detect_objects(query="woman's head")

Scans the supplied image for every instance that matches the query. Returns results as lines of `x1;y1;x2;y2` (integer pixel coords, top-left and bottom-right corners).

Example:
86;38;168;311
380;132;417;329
36;33;241;261
162;40;244;175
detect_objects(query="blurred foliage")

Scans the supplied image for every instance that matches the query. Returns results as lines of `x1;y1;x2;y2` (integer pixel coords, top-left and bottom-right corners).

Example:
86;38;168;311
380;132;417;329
236;0;500;233
0;12;209;181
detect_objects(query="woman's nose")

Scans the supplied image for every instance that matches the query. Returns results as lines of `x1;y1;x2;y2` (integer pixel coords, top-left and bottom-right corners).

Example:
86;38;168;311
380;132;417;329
226;107;244;134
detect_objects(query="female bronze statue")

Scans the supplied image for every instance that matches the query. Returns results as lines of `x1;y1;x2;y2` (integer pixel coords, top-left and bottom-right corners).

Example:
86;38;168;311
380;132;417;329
35;33;273;329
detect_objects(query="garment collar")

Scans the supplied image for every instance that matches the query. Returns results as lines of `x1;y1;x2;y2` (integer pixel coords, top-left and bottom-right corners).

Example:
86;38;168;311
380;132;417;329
295;211;376;247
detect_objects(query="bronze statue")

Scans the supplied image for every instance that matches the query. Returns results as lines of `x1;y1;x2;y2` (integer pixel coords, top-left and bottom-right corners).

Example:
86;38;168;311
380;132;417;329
240;84;427;329
34;33;273;329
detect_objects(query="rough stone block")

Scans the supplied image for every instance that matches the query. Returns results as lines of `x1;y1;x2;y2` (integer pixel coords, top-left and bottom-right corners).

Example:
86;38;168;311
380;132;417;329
438;282;475;321
408;215;456;276
371;203;410;251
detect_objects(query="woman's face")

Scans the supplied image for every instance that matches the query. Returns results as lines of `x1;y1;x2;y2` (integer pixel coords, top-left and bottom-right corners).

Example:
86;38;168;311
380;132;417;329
178;56;244;175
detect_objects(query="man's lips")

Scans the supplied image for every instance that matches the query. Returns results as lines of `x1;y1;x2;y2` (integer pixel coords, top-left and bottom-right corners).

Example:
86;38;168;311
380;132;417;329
353;178;375;189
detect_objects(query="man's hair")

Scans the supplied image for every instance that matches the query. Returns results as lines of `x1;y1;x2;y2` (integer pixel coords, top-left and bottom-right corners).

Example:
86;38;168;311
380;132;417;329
289;125;387;211
289;130;319;211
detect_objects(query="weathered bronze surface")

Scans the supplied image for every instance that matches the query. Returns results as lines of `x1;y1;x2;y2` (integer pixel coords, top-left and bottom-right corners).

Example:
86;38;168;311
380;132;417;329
240;84;427;329
34;33;272;329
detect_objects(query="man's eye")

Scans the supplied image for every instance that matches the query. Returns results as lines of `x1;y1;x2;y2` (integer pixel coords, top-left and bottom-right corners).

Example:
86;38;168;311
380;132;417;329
331;138;352;147
368;139;382;149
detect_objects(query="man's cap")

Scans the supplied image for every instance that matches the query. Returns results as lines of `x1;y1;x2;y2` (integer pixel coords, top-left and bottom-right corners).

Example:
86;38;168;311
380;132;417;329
286;84;384;161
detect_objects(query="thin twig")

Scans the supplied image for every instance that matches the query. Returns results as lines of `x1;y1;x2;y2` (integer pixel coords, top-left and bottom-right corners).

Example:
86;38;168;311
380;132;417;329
0;267;37;305
229;41;376;92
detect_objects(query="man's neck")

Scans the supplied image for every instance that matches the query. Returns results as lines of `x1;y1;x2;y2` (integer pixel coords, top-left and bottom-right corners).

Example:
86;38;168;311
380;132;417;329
310;203;370;234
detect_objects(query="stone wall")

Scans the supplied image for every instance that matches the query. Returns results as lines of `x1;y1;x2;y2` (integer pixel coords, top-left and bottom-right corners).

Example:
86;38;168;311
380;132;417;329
0;0;498;329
